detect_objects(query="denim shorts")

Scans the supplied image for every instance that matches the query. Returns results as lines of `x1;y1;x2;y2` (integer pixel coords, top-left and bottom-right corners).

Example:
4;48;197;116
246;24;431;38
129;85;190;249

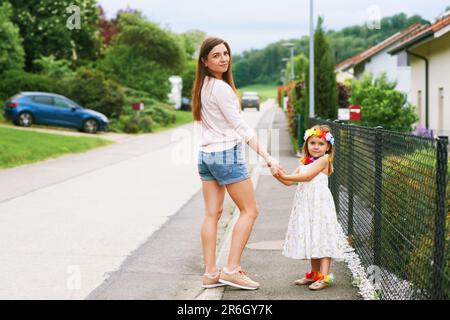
197;143;249;186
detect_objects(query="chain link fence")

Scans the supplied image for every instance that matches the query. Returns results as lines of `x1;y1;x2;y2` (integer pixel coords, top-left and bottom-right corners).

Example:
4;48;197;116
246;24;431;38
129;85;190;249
309;118;449;300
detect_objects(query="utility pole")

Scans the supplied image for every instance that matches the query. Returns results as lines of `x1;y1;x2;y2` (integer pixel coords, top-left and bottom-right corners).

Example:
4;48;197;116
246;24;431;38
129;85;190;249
309;0;315;118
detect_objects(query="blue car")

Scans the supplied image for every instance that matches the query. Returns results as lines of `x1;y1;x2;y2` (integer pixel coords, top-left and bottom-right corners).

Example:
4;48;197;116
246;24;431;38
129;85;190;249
3;92;108;134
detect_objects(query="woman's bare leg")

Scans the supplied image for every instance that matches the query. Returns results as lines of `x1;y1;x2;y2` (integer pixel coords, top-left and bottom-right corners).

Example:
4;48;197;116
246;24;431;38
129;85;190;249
201;180;226;274
225;178;259;271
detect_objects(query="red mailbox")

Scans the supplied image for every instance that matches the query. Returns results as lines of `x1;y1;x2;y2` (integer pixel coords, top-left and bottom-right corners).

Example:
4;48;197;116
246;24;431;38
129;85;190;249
132;102;144;111
349;105;361;121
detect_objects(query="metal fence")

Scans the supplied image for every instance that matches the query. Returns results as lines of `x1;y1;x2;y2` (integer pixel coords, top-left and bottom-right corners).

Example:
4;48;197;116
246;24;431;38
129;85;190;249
309;118;449;300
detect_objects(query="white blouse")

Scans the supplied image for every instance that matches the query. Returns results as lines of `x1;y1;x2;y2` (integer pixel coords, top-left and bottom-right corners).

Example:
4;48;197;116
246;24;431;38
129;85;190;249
196;76;255;152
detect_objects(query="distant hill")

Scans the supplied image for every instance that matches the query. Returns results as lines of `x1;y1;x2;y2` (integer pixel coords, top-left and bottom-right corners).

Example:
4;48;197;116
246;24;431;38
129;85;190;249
233;13;428;87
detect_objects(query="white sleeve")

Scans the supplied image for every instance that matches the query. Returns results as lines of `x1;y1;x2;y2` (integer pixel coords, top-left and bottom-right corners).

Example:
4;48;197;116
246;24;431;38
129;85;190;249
213;81;255;142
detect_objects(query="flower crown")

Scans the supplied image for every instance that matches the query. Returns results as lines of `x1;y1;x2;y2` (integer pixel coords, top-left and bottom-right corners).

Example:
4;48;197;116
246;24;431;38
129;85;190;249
304;128;334;145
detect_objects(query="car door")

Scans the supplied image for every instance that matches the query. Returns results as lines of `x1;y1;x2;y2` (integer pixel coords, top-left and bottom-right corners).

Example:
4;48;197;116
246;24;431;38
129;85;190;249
30;95;57;124
53;97;82;128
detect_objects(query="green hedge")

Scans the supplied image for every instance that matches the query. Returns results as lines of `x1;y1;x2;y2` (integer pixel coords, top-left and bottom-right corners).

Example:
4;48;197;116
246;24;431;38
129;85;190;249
0;70;55;102
65;68;125;118
382;149;449;298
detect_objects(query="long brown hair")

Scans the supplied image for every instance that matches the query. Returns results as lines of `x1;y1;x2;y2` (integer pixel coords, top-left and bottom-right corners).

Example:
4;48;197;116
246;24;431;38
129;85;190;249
301;125;335;175
191;37;238;121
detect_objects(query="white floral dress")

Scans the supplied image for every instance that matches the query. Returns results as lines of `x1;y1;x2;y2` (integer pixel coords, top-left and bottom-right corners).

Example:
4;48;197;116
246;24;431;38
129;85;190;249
282;162;344;260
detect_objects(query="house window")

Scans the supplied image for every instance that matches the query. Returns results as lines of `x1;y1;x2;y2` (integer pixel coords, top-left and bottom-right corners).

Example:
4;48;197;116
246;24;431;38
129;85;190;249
438;88;444;131
397;51;410;67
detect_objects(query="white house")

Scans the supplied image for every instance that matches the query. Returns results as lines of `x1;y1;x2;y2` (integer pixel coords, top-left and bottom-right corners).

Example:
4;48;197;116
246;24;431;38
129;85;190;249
335;23;424;102
389;12;450;136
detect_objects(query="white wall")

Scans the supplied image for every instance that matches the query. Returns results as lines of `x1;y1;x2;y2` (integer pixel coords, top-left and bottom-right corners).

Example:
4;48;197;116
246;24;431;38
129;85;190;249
360;47;412;102
410;32;450;136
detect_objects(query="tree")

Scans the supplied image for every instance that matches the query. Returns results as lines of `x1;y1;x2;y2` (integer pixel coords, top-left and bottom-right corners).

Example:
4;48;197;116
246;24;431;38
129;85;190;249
98;11;188;100
115;11;186;74
3;0;100;70
181;60;196;98
349;73;418;132
180;29;206;58
98;44;170;101
0;0;24;73
33;55;74;78
284;53;308;84
305;17;338;120
97;5;120;49
66;67;125;118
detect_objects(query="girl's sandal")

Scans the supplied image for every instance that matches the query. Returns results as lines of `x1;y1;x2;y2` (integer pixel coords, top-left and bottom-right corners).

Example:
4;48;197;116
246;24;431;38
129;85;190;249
309;280;329;290
308;273;334;290
294;271;317;286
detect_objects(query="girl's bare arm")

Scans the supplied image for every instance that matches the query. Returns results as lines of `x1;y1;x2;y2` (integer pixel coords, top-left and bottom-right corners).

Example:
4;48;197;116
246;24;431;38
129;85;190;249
274;167;301;186
279;158;327;183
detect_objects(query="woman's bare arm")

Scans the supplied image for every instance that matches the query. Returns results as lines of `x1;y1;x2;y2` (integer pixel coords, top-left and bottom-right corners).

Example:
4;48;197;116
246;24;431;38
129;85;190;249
246;135;281;172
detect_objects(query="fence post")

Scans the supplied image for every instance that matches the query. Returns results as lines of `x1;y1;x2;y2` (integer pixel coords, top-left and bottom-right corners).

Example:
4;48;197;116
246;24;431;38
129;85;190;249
333;120;341;215
433;135;448;300
373;126;383;266
347;125;354;246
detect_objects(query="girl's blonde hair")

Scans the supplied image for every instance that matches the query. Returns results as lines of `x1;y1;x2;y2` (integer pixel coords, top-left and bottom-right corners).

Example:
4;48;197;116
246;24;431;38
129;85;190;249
191;37;237;121
301;124;335;175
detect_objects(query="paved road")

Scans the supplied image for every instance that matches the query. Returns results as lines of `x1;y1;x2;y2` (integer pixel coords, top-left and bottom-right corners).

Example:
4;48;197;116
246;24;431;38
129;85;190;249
0;101;274;299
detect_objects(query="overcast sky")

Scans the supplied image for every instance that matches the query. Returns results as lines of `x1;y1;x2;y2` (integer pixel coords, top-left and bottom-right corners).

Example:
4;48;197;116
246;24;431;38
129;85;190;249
97;0;448;54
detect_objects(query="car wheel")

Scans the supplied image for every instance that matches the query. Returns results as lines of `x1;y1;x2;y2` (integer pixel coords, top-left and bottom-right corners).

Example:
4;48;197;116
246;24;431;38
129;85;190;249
17;112;33;127
83;119;98;134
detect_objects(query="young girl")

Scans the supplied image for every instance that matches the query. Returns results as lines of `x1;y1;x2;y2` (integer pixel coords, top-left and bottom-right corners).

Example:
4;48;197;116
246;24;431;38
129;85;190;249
275;125;344;290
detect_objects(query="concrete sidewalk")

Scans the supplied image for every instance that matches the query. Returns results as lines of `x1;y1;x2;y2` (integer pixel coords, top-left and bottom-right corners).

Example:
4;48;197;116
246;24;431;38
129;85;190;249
218;107;360;300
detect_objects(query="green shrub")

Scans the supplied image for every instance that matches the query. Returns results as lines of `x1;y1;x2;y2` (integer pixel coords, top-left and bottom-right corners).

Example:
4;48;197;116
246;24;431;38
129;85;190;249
123;88;175;128
123;88;159;111
108;113;154;134
146;105;175;126
65;67;125;118
98;44;171;101
0;70;54;101
0;1;25;73
381;149;449;298
349;73;418;132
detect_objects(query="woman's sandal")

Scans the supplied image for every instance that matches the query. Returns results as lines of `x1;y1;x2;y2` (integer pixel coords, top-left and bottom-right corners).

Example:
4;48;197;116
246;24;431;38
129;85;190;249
308;273;334;291
294;271;319;286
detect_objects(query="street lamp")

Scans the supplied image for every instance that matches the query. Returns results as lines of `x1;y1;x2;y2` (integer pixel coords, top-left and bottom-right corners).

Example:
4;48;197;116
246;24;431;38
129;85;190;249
281;58;289;84
283;42;295;81
280;68;286;85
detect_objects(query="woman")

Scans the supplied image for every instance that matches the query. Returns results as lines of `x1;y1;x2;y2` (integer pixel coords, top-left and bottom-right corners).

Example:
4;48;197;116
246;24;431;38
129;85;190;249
192;37;280;290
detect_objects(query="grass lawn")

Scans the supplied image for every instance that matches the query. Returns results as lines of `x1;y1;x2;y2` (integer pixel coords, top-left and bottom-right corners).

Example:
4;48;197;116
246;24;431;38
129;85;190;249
237;84;278;102
153;110;193;133
0;126;114;169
